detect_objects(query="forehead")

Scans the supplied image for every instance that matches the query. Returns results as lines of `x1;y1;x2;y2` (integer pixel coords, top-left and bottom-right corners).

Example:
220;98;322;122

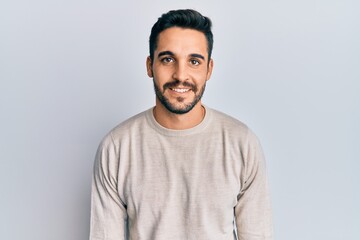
156;27;208;57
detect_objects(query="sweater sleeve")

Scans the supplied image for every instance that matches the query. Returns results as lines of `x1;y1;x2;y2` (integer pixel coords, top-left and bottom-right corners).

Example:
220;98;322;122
89;134;127;240
234;130;273;240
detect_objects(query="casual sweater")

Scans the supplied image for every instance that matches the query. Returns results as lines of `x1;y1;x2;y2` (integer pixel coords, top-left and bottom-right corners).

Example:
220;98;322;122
90;106;273;240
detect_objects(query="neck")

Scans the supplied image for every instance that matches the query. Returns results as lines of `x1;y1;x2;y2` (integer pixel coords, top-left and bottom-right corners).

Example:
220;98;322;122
153;101;205;130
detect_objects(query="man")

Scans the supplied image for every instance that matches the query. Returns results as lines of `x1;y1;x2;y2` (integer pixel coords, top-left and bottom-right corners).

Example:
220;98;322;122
90;9;273;240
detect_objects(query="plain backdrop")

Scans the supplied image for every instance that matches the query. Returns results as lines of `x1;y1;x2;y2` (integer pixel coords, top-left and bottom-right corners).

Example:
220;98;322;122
1;0;359;239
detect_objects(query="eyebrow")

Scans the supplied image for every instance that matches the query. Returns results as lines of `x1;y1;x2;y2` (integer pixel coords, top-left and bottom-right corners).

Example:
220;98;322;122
190;53;205;60
158;51;174;58
157;51;205;60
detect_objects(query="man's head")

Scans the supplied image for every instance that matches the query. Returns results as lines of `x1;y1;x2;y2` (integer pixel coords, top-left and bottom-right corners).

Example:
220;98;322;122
149;9;213;63
147;9;214;115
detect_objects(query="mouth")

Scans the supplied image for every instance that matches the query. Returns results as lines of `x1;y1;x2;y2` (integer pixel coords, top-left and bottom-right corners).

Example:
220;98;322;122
170;88;191;93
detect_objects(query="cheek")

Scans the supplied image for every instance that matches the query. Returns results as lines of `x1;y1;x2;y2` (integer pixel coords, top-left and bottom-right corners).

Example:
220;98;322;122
193;69;209;82
153;66;173;79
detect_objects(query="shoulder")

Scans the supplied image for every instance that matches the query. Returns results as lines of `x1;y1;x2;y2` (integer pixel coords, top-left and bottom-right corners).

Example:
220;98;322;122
207;107;261;144
208;108;249;133
99;109;150;147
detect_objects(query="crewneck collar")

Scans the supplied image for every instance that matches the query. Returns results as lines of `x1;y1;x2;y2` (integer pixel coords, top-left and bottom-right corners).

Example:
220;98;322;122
146;105;212;137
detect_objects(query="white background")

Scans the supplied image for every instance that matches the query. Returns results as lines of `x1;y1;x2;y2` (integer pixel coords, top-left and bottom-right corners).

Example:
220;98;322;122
1;0;359;239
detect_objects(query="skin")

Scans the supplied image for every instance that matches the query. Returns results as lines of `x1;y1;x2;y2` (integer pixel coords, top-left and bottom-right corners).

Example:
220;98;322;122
146;27;214;130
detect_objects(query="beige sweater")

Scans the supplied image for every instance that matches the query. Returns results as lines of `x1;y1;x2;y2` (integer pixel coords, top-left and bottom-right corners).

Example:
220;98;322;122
90;106;273;240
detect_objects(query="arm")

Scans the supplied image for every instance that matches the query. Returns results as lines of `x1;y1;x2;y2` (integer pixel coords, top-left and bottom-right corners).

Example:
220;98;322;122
89;135;127;240
235;130;273;240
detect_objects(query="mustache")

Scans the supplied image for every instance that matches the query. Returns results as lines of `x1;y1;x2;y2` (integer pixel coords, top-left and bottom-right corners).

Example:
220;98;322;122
163;80;197;92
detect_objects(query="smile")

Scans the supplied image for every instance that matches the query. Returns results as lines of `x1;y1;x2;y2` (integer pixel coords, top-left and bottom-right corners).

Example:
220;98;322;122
170;88;190;93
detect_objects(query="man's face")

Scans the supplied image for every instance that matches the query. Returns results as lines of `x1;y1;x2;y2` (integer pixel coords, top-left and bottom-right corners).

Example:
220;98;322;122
147;27;213;114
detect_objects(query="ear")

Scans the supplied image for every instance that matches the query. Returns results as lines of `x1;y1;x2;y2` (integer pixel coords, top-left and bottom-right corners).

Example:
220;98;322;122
146;56;153;78
206;58;214;81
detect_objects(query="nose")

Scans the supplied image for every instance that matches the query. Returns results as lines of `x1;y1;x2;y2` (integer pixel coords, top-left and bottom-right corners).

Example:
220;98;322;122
172;61;189;82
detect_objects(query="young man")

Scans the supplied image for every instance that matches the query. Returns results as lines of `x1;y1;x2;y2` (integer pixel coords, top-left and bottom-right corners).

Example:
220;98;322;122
90;9;273;240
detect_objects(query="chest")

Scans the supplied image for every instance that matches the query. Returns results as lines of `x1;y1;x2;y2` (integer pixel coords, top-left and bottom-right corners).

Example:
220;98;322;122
120;133;242;213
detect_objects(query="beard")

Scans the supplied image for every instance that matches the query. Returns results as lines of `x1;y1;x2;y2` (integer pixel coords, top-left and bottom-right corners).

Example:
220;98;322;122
153;78;206;114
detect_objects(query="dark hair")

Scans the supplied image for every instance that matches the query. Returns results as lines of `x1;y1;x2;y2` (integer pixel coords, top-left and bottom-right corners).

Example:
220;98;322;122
149;9;213;62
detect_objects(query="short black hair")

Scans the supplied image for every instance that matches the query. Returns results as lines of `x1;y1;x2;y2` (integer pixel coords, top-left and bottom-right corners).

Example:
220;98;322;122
149;9;213;62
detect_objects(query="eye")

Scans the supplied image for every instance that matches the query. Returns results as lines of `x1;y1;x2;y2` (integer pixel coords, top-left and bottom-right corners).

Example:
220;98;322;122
161;57;174;63
190;59;200;66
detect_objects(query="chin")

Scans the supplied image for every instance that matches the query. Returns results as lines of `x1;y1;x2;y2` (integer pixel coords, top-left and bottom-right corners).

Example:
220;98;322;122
159;101;191;114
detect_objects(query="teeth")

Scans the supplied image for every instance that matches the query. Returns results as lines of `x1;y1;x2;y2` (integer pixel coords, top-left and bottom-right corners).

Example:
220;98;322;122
172;88;190;93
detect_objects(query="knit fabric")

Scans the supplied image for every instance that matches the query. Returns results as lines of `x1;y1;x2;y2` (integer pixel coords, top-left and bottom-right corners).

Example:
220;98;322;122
90;106;273;240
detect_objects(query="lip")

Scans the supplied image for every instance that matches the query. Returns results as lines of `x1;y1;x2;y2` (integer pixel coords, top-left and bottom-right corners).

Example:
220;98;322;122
169;88;191;93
